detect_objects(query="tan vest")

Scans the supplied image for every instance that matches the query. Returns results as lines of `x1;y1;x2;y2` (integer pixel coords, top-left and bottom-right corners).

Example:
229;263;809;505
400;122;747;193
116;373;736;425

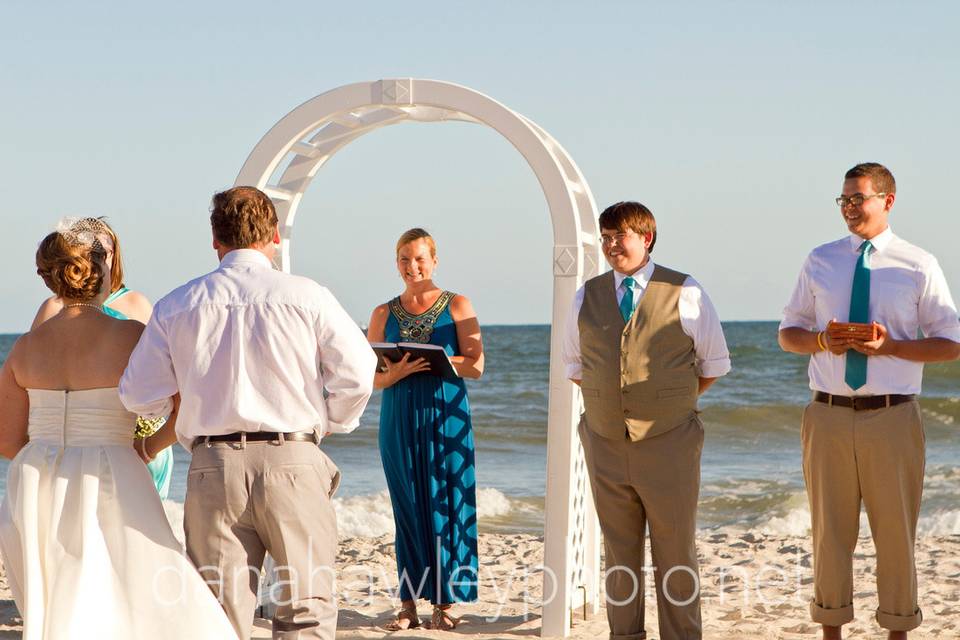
578;265;698;441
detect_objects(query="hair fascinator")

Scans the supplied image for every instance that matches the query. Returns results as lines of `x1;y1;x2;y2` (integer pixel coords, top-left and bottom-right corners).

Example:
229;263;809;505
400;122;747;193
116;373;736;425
54;216;110;251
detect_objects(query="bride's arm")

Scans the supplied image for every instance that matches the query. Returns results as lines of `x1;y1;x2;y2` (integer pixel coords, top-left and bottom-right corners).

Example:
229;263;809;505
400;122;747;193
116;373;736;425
137;393;180;463
0;341;29;459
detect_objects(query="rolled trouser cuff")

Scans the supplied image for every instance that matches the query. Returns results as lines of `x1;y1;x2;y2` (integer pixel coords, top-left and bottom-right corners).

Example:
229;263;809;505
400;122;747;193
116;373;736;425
809;601;854;626
876;607;922;631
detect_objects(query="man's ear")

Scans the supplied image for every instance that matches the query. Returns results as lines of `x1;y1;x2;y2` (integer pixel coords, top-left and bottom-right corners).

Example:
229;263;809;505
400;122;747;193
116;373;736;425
273;227;281;244
884;192;896;212
642;232;654;248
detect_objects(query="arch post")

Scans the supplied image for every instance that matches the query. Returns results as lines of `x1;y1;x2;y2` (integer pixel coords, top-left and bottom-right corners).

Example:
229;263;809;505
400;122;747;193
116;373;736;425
236;79;603;637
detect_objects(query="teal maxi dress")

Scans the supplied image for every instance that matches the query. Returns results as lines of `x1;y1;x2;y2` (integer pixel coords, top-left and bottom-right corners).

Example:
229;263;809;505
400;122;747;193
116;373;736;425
378;291;479;604
102;287;174;499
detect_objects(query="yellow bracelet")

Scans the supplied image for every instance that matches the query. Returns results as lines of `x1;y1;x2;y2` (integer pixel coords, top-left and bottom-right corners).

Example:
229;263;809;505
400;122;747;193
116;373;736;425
816;330;826;351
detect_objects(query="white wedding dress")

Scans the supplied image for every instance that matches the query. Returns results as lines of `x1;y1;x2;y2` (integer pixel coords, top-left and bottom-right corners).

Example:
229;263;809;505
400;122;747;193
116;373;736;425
0;388;237;639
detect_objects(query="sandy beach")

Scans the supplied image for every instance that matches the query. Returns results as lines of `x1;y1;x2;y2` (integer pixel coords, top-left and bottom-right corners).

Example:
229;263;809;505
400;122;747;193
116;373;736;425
2;531;957;639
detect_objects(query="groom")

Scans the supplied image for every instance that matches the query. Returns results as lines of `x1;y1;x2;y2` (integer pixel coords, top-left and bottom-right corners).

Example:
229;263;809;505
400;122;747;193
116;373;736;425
120;186;376;639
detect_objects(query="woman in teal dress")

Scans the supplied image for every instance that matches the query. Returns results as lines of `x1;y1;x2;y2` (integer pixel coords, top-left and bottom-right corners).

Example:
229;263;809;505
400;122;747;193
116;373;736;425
31;217;174;498
367;228;485;631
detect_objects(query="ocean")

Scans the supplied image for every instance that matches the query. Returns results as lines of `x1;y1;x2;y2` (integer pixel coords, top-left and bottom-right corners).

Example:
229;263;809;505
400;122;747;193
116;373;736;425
1;322;958;538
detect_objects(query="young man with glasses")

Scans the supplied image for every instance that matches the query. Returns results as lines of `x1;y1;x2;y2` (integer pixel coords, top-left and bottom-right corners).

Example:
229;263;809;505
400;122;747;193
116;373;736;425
562;201;730;640
779;162;960;640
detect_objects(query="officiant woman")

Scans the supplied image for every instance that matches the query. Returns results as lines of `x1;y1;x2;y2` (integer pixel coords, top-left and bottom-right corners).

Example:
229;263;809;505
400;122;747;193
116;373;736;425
366;227;484;631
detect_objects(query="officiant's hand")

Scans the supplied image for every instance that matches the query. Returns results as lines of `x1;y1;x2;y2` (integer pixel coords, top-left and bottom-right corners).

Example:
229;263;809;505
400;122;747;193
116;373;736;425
380;353;430;386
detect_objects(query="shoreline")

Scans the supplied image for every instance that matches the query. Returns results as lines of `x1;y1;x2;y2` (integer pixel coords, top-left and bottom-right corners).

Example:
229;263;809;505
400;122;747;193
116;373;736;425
3;531;957;639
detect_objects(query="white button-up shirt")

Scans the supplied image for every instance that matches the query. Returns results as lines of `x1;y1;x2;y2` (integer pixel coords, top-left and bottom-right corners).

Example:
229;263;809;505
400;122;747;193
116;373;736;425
119;249;377;449
562;260;731;381
780;228;960;395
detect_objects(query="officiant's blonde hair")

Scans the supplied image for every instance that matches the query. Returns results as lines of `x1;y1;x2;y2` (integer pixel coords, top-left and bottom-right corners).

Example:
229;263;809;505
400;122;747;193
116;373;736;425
396;228;436;258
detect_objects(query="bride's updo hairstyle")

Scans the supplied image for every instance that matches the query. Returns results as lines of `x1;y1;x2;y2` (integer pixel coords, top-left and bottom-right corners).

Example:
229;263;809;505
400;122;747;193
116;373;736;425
35;218;110;302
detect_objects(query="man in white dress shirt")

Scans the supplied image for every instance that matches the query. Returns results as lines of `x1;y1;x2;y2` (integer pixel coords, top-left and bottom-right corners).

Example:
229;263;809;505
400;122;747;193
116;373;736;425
779;163;960;640
120;186;376;640
562;201;730;640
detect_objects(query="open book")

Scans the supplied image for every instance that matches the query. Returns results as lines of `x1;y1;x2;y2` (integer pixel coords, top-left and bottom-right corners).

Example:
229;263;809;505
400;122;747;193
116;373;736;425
370;342;460;379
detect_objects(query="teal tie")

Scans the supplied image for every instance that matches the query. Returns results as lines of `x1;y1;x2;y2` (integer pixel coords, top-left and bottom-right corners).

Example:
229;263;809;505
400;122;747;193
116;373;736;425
619;276;636;323
845;240;873;390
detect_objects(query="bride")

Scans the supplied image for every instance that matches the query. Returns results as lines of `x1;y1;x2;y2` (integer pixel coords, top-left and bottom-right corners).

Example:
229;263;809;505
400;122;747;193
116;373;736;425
0;220;236;639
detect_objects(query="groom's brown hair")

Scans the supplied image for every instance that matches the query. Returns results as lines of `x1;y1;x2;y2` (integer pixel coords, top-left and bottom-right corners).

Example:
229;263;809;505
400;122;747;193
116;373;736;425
210;186;278;249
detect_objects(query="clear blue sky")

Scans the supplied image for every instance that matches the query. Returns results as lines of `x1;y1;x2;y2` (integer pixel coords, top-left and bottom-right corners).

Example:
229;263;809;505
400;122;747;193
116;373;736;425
2;1;958;331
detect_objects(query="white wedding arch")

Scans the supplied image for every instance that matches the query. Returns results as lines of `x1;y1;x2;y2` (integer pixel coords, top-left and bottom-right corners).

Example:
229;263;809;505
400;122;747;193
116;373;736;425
235;78;602;637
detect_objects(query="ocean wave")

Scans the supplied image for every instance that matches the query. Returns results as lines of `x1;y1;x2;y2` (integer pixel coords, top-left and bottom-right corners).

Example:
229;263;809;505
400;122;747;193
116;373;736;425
160;489;521;541
334;487;518;538
756;505;960;537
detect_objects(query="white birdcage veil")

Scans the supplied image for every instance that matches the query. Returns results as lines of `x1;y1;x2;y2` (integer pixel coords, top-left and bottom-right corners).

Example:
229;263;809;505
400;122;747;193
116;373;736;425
53;216;111;253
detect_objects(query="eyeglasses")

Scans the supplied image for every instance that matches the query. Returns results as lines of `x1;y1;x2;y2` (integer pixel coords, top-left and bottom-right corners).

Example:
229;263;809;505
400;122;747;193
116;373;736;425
600;231;636;246
835;193;886;208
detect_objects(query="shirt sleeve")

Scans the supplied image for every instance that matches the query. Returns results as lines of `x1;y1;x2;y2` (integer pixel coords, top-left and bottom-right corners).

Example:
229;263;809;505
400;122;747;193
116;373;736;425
779;254;818;331
678;277;731;378
315;291;377;434
917;256;960;342
118;312;177;418
561;286;586;381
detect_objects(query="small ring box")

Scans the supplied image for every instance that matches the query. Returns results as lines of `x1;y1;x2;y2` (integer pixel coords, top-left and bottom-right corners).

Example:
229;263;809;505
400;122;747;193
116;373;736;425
828;321;879;341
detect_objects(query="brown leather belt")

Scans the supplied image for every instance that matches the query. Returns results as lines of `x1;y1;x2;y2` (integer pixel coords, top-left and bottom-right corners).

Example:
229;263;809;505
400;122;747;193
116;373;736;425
813;391;915;411
194;430;318;448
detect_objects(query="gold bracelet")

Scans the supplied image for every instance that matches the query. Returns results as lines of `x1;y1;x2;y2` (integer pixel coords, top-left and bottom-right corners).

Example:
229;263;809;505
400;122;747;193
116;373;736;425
816;330;826;351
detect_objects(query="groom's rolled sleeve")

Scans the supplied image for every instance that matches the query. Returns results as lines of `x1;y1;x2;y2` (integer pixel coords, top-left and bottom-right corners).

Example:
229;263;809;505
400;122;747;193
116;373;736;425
119;314;177;418
316;291;377;434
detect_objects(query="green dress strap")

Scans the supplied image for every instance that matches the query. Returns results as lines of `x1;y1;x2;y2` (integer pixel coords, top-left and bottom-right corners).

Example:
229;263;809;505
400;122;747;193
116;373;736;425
102;287;131;320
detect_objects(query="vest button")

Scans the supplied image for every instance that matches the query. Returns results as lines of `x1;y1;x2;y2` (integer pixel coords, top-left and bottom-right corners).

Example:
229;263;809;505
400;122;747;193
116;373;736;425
622;389;630;395
623;408;630;415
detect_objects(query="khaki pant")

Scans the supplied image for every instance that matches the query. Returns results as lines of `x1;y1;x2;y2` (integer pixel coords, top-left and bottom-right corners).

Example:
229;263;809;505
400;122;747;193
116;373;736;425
580;415;704;640
801;399;925;631
184;439;341;640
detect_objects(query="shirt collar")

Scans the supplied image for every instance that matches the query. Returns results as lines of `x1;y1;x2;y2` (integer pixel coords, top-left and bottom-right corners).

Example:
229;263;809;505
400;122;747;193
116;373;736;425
849;226;893;254
614;259;655;290
219;248;274;269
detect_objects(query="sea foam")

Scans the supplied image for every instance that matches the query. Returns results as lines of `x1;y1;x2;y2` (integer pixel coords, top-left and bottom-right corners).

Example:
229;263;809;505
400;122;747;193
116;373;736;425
759;505;960;537
335;487;514;538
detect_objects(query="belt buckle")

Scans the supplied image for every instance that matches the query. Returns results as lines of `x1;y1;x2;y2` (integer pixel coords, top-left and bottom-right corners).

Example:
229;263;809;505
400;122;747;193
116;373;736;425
852;397;864;411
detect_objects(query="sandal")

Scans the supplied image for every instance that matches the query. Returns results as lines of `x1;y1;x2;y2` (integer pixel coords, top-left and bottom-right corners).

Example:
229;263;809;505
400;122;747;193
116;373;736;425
430;604;459;631
384;605;420;631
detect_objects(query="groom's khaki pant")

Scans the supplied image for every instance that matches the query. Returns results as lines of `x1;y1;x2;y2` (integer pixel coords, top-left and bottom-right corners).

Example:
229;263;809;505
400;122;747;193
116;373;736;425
801;398;925;632
580;415;704;640
184;438;341;640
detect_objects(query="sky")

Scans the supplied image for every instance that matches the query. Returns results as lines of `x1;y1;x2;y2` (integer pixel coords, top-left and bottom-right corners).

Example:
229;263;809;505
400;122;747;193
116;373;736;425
2;1;959;331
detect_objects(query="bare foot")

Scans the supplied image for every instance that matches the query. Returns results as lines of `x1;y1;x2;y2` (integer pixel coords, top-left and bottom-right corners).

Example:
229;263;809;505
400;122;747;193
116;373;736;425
822;625;842;640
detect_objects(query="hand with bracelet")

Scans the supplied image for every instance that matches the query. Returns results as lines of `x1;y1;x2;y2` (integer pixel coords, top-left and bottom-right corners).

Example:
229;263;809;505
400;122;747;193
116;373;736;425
136;393;181;464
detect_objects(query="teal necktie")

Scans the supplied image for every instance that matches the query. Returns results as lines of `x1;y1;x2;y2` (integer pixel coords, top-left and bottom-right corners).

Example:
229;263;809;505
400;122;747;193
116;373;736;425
619;276;636;323
845;240;873;390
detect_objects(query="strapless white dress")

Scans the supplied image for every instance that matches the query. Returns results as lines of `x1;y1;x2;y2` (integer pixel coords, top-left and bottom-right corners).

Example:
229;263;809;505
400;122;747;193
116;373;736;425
0;388;237;639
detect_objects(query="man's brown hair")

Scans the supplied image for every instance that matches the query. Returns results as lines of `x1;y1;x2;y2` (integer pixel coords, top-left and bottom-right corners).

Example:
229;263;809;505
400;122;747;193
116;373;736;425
210;186;278;249
845;162;896;195
598;201;657;253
